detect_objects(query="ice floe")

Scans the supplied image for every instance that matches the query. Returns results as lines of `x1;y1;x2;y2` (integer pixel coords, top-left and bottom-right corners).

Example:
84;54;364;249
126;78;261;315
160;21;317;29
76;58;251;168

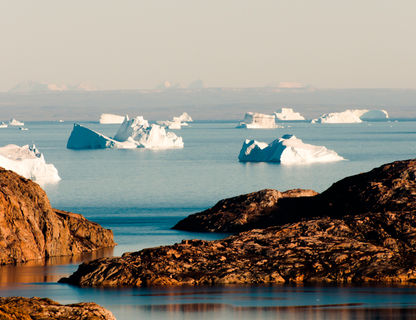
312;109;389;124
237;112;279;129
238;134;344;164
99;113;125;124
0;144;61;185
274;108;305;121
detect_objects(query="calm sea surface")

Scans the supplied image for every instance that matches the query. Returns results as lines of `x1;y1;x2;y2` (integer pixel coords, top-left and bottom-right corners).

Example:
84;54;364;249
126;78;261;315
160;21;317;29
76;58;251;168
0;120;416;319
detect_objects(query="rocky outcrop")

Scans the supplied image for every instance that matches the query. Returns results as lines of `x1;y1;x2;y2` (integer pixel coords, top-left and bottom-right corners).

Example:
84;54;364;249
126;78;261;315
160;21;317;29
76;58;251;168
173;189;318;232
174;159;416;232
61;209;416;287
0;297;116;320
0;168;115;264
60;159;416;287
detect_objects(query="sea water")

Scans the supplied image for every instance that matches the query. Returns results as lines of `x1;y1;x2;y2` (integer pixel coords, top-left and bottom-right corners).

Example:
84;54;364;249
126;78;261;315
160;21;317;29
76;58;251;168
0;120;416;319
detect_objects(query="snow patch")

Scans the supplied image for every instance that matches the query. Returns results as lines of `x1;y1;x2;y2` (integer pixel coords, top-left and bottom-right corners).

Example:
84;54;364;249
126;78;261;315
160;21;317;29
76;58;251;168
0;144;61;185
238;134;344;164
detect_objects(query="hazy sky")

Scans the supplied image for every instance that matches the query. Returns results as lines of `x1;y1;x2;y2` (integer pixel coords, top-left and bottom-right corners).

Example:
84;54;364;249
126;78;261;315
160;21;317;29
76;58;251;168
1;0;415;91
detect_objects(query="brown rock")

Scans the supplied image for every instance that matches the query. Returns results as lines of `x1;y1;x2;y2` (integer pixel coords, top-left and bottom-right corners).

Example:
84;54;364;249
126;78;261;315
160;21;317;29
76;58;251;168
0;297;116;320
0;168;116;265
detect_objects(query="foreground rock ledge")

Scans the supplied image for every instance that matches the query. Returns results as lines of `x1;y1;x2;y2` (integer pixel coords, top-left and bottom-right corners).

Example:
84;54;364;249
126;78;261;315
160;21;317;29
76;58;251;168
61;160;416;287
0;297;116;320
174;159;416;232
0;168;116;264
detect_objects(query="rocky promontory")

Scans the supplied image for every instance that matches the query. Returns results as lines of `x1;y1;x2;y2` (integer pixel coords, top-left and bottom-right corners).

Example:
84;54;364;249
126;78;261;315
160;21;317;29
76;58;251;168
0;168;115;264
0;297;116;320
61;159;416;286
174;159;416;232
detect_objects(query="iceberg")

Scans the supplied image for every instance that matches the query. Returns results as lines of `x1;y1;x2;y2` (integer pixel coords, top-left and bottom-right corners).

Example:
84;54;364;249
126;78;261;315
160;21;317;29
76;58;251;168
274;108;305;121
0;122;8;128
238;134;344;164
8;118;24;126
99;113;125;124
312;109;389;123
67;116;184;150
0;144;61;185
237;112;279;129
157;112;193;130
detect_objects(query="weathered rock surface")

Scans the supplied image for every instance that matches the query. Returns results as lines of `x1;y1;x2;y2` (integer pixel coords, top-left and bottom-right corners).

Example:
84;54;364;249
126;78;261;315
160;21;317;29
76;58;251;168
60;159;416;287
174;159;416;232
173;189;318;232
0;168;115;264
0;297;116;320
61;210;416;287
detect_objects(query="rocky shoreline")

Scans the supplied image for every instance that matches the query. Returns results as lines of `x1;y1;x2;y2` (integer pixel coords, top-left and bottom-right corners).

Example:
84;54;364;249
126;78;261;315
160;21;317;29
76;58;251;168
61;159;416;287
0;168;116;264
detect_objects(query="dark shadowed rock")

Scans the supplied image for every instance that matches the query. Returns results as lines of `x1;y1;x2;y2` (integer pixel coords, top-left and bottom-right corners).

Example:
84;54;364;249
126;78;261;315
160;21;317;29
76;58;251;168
0;168;116;265
0;297;116;320
174;159;416;232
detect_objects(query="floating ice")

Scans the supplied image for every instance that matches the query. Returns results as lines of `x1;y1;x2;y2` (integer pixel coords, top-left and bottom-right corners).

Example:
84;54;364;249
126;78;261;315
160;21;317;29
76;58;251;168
99;113;125;124
274;108;305;121
0;122;8;128
157;112;193;130
8;118;24;126
312;109;389;124
237;112;279;129
67;115;184;150
238;134;344;164
0;144;61;185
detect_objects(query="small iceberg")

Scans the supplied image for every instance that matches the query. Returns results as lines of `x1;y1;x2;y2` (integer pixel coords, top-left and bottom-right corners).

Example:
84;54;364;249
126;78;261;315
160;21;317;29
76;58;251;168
238;134;344;164
0;122;8;128
67;115;184;150
19;127;29;131
237;112;280;129
312;109;389;124
157;112;193;130
0;144;61;185
99;113;125;124
8;118;24;126
274;108;305;121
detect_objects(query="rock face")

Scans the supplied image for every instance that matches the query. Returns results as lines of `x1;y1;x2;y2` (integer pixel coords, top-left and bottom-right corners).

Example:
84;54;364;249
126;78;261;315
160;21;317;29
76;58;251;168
175;159;416;232
173;189;318;232
61;209;416;287
0;168;115;264
0;297;116;320
61;159;416;287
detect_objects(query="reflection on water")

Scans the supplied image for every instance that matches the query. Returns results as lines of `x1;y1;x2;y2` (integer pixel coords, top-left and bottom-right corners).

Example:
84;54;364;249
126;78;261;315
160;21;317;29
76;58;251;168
0;247;113;285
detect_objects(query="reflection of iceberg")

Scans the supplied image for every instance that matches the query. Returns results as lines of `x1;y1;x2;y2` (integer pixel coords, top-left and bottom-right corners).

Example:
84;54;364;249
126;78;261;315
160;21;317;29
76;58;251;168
312;109;389;123
237;112;279;129
67;116;184;150
238;134;344;164
157;112;193;130
274;108;305;121
99;113;125;124
0;144;61;185
8;118;24;126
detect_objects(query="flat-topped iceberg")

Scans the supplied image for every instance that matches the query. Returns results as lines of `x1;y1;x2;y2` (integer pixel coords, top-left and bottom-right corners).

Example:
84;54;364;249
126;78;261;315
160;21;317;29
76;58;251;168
99;113;125;124
312;109;389;124
8;118;24;126
274;108;305;121
0;144;61;185
237;112;279;129
67;116;184;150
157;112;193;130
238;134;344;164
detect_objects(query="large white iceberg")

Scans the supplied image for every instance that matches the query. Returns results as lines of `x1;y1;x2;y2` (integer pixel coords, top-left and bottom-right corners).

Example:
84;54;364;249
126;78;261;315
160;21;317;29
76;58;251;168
99;113;125;124
274;108;305;121
312;109;389;124
238;134;344;164
67;116;184;150
8;118;24;126
157;112;193;130
237;112;279;129
0;144;61;185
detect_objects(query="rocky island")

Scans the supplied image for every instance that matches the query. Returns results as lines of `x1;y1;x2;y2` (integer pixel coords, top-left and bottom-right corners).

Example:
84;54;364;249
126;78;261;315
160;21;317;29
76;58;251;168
61;159;416;287
0;167;115;264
